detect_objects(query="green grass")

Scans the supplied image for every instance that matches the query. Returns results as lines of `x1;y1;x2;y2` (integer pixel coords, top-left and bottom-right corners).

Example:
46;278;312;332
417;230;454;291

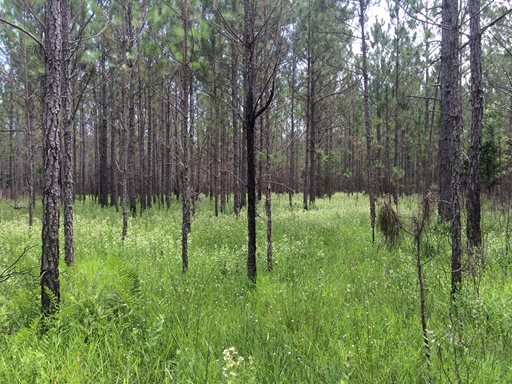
0;193;511;383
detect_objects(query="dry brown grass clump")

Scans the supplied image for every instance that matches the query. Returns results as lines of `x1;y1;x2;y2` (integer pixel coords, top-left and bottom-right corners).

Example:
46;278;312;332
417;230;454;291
377;196;401;247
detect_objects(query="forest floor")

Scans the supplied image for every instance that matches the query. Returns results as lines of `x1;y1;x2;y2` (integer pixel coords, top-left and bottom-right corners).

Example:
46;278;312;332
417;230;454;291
0;194;511;383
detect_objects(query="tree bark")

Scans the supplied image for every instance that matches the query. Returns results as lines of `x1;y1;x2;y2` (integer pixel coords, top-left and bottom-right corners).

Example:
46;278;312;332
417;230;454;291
244;0;258;282
438;0;458;222
41;0;62;315
440;0;463;294
62;0;74;266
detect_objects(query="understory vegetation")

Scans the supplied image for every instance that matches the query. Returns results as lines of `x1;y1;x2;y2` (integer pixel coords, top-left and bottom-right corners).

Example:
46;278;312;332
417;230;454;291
0;194;511;383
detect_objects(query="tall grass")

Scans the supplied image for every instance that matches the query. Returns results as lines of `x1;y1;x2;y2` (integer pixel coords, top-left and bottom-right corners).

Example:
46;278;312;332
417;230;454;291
0;194;510;383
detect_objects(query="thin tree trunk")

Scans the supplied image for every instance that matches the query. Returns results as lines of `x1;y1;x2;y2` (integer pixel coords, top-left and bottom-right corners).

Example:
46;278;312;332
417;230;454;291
180;0;191;272
165;81;171;209
264;108;272;272
385;87;391;189
393;2;400;207
120;0;132;241
415;215;430;363
359;0;376;243
99;52;109;208
309;61;317;206
303;45;311;210
128;82;137;217
24;65;35;226
220;114;227;214
423;4;431;191
8;84;15;201
148;87;154;210
62;0;74;266
214;78;220;217
80;104;86;201
466;0;483;254
138;72;146;213
231;0;241;216
258;117;263;202
110;81;118;210
289;52;296;207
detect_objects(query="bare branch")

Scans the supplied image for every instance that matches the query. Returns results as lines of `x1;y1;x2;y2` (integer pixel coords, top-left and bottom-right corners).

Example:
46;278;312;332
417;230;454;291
0;17;43;51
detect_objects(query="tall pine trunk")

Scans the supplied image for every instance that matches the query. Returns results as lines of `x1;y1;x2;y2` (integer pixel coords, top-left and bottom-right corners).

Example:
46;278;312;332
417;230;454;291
244;0;257;282
440;0;463;294
41;0;62;315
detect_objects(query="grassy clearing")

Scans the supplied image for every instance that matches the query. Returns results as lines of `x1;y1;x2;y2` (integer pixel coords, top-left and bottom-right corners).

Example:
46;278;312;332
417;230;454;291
0;193;511;383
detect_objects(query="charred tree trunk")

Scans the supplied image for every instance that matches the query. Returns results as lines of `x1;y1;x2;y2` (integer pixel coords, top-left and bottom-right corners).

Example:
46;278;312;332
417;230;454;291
243;0;275;283
243;0;257;281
